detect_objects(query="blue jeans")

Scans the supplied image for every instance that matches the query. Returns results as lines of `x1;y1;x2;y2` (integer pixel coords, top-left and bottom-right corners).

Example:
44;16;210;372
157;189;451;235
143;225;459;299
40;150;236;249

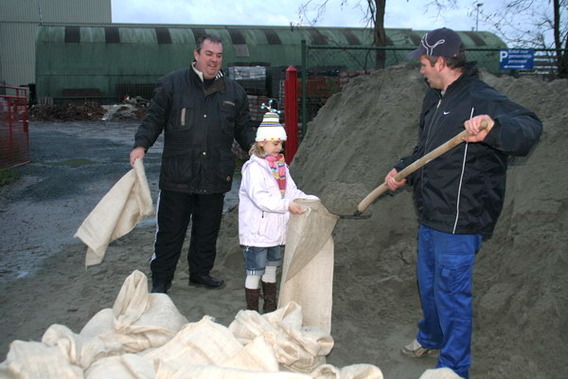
242;245;283;276
416;224;482;379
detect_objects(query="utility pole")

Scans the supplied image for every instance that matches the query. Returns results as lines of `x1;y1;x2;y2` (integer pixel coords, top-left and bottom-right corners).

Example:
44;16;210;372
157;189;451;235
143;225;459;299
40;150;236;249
476;3;483;31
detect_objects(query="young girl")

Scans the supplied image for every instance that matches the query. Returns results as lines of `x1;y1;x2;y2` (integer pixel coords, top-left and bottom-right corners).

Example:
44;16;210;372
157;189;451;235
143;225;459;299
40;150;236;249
238;111;317;313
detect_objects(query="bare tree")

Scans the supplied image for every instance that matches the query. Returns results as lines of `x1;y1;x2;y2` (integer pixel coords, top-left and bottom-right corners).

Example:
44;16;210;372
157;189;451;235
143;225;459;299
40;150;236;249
298;0;388;68
554;0;568;77
367;0;387;68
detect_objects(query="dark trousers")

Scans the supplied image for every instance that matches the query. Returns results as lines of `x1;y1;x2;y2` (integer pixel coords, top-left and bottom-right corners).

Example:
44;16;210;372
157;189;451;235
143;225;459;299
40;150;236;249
150;189;225;284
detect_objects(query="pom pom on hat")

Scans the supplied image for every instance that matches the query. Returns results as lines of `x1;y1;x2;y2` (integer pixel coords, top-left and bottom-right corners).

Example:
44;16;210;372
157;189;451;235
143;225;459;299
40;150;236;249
255;112;287;142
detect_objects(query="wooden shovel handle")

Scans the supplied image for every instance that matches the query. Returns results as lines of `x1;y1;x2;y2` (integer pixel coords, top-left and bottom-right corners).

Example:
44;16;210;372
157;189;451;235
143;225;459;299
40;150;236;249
356;121;487;214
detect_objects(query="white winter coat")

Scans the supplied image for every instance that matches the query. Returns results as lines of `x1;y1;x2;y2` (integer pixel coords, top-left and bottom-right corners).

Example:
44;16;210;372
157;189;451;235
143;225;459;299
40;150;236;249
238;154;317;247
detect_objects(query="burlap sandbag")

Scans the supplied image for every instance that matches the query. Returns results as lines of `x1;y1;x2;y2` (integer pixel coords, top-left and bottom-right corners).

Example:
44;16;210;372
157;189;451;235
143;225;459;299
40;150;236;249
142;316;309;378
141;316;251;369
0;340;84;378
41;270;187;368
110;270;187;343
140;326;311;378
0;270;384;378
310;363;384;379
162;364;311;379
278;199;339;334
74;159;155;267
229;301;334;374
84;353;154;378
419;368;463;379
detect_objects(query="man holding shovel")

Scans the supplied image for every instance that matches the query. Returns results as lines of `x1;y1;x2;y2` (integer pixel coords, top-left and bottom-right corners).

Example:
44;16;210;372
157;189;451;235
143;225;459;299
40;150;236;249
385;27;542;379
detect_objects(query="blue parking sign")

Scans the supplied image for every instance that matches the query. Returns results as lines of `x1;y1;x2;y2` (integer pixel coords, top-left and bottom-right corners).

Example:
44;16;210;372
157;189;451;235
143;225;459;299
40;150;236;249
500;49;535;70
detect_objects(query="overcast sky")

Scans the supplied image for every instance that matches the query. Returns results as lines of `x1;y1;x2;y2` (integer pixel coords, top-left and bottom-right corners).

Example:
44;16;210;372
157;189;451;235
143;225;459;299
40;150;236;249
111;0;560;47
111;0;495;33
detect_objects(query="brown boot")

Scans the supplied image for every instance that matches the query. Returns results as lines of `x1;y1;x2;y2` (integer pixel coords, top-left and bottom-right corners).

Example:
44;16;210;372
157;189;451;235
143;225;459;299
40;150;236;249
261;281;277;313
245;288;261;311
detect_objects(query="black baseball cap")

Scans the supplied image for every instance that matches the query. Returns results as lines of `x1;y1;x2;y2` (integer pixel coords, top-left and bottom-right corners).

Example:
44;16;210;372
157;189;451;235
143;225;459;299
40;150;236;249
407;28;465;59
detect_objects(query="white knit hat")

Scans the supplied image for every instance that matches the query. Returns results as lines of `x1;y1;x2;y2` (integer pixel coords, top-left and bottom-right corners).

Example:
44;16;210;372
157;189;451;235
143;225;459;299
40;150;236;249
255;112;287;142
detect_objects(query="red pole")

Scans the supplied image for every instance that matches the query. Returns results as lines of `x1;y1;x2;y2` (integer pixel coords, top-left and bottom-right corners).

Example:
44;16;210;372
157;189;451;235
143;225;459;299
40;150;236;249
284;65;298;164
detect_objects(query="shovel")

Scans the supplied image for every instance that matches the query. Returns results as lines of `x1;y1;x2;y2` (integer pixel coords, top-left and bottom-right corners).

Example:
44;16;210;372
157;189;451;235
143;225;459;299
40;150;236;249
343;121;488;219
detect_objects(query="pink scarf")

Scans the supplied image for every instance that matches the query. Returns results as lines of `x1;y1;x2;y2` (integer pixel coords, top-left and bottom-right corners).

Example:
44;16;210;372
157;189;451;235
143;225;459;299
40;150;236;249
265;154;287;198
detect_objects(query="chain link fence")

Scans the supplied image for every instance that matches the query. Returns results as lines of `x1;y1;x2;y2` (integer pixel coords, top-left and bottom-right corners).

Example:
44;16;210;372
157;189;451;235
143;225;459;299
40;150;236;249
298;43;565;130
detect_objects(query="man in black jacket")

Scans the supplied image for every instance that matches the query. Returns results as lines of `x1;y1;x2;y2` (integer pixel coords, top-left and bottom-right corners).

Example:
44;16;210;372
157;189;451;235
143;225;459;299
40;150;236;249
130;34;255;293
385;28;542;378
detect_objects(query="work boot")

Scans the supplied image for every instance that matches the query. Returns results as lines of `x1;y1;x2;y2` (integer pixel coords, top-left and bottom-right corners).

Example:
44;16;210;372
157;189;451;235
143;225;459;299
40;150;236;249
245;288;261;312
401;339;440;358
261;281;277;313
189;274;224;289
151;280;171;294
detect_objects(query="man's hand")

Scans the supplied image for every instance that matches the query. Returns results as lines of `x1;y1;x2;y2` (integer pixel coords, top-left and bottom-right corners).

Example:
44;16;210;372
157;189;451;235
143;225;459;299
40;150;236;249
385;168;407;191
463;115;494;143
130;146;145;167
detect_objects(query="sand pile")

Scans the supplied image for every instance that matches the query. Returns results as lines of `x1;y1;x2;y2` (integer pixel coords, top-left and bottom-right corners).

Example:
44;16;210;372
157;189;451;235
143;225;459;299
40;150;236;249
284;65;568;377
